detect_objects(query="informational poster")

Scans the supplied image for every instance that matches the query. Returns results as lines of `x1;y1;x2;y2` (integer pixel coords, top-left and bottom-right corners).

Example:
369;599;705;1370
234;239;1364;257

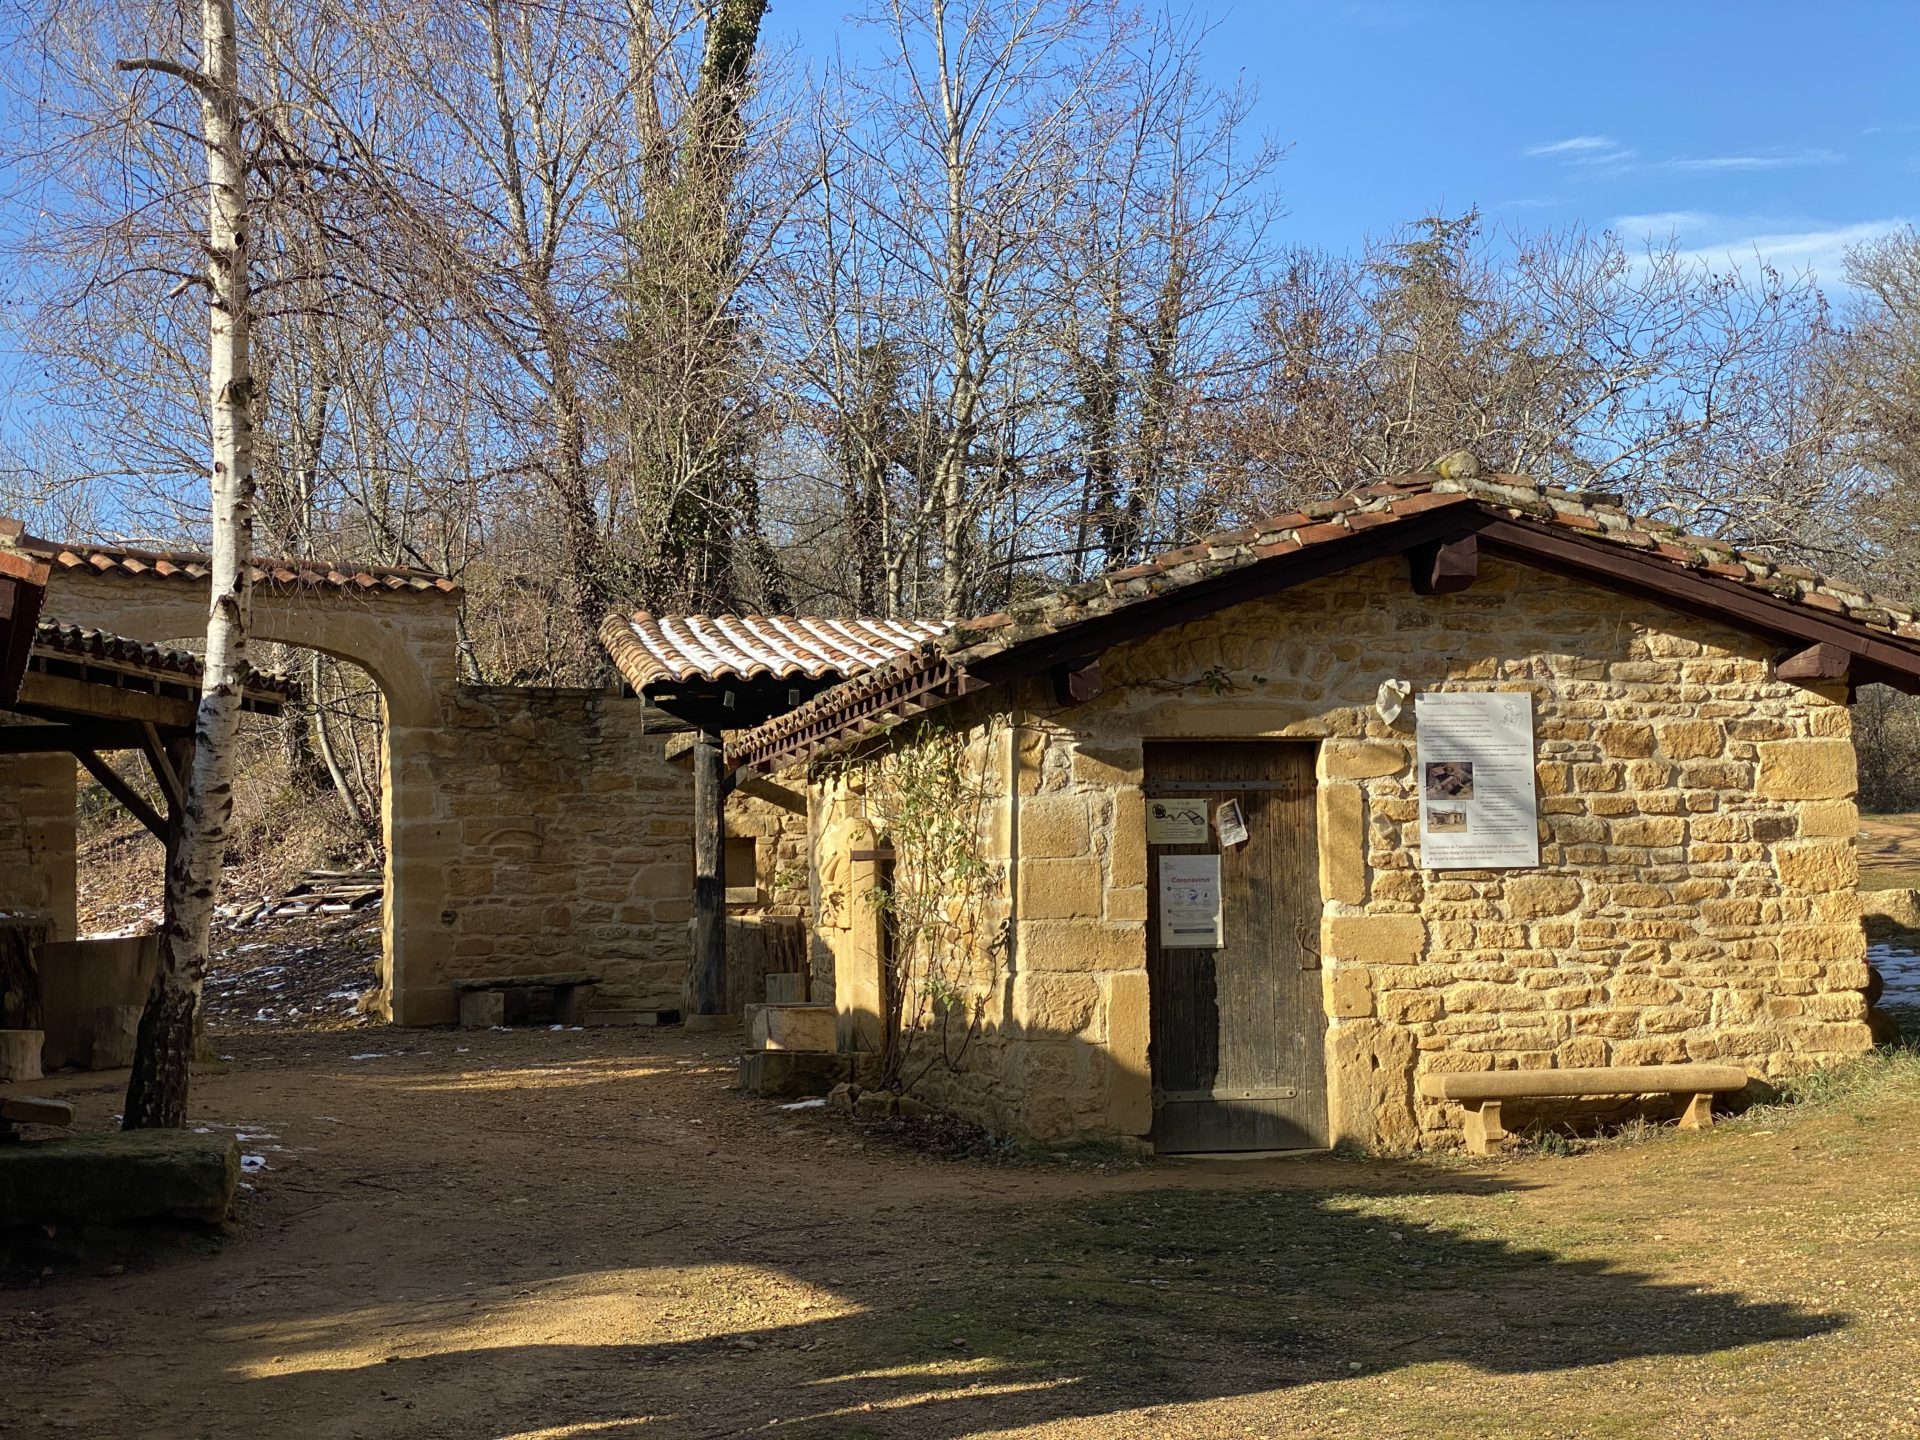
1146;797;1209;845
1214;799;1249;848
1415;691;1540;869
1158;854;1224;948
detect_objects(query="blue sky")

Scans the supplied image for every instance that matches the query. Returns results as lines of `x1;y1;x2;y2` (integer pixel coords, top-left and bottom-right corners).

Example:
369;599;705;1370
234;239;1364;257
769;0;1916;286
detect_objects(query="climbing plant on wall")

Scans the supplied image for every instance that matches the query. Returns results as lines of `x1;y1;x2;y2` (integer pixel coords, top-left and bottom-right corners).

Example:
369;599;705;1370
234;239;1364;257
842;715;1008;1092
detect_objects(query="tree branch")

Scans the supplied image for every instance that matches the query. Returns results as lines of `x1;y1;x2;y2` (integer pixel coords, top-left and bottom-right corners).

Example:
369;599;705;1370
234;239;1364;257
115;57;219;101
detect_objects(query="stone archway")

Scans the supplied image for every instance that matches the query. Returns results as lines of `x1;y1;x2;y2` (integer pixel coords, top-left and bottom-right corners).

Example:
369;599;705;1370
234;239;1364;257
19;549;465;1024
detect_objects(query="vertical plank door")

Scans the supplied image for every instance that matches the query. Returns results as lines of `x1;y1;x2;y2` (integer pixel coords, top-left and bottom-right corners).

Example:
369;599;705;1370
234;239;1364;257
1143;741;1328;1152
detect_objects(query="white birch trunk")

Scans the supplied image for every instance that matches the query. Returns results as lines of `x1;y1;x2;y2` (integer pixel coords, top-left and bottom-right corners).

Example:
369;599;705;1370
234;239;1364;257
122;0;256;1129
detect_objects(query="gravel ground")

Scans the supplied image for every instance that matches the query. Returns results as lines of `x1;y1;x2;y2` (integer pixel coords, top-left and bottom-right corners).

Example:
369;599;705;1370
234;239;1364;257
5;1027;1920;1439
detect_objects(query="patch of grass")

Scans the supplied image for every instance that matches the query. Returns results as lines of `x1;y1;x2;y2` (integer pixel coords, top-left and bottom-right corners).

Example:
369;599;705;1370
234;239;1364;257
1002;1137;1151;1170
1858;865;1920;891
1764;1046;1920;1109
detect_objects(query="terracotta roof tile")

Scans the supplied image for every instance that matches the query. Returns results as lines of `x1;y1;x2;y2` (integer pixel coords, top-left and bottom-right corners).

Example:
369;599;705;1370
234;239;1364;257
31;621;297;701
600;612;951;691
730;471;1920;772
7;530;458;595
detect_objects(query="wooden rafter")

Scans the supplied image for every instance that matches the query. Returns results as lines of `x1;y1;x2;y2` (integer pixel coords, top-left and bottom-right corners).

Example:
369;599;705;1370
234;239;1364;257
74;749;167;841
728;660;987;775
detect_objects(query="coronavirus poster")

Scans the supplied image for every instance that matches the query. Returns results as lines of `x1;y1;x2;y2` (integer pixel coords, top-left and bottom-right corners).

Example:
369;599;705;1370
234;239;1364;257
1414;691;1540;869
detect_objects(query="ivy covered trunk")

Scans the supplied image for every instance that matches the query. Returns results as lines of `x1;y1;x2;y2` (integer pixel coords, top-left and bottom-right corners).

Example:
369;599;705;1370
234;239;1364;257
122;0;256;1130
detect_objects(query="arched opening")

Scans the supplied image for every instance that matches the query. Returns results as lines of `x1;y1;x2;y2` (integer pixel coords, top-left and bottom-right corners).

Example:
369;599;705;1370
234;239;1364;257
3;546;466;1030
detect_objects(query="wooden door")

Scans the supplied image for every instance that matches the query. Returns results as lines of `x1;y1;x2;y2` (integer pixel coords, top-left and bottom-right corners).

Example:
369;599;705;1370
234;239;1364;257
1144;741;1328;1152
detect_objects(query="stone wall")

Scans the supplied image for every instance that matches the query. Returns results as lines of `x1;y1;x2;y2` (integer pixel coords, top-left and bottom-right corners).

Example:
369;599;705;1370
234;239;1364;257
423;687;694;1016
727;781;811;919
811;555;1871;1149
0;746;77;940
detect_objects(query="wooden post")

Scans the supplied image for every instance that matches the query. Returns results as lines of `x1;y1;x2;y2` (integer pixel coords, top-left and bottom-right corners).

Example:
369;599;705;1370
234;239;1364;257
687;727;728;1022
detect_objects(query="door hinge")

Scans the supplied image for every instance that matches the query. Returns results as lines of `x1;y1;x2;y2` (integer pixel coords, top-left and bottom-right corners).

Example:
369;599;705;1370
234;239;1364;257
1157;1086;1300;1104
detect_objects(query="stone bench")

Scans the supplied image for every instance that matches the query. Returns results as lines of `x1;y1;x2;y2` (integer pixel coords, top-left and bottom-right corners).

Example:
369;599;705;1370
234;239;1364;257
451;973;599;1028
1418;1064;1750;1154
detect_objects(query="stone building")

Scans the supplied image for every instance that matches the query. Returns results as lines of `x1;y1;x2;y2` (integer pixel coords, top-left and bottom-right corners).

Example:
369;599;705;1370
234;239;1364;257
730;474;1920;1152
0;528;935;1030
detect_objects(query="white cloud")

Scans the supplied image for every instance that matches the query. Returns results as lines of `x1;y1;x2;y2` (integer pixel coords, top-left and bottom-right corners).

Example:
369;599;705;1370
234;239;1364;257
1611;211;1907;285
1661;147;1843;173
1529;139;1842;181
1524;135;1618;158
1613;210;1715;234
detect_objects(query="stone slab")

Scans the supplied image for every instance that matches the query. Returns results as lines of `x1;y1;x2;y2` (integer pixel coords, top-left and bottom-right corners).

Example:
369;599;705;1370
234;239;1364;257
458;990;506;1029
450;972;600;991
738;1050;853;1099
90;1005;140;1069
587;1008;680;1027
763;973;808;1005
0;1130;238;1225
0;1095;72;1127
0;1029;43;1082
39;936;160;1071
1862;888;1920;938
1418;1063;1747;1102
739;1050;884;1098
746;1003;838;1052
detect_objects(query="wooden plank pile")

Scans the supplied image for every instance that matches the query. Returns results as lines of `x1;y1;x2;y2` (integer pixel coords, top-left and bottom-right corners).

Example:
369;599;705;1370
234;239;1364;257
237;869;383;926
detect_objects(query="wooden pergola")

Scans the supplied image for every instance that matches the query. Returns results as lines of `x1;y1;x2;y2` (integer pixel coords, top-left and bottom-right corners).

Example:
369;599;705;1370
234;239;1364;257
600;613;950;1023
2;590;295;848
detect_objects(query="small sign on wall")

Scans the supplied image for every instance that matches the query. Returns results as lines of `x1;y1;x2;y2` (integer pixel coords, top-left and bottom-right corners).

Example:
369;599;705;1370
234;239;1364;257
1415;691;1540;869
1158;853;1224;947
1146;798;1209;845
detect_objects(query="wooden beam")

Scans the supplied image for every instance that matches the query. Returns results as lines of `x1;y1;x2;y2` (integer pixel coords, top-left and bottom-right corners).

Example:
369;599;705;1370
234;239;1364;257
1409;533;1479;595
0;552;49;706
74;749;167;841
687;728;728;1019
1776;641;1851;683
1477;517;1920;685
140;721;186;813
15;669;200;728
0;720;146;754
1051;656;1104;707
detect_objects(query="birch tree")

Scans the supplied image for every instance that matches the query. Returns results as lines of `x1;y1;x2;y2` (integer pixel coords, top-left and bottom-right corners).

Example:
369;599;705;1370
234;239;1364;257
110;0;258;1127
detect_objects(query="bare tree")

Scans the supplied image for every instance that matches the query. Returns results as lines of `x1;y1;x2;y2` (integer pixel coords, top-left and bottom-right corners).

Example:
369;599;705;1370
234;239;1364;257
1209;215;1855;559
112;0;260;1128
769;1;1279;616
1836;229;1920;597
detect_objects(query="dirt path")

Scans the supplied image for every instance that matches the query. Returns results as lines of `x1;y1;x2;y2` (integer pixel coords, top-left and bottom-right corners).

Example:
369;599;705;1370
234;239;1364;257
6;1028;1920;1439
1858;811;1920;890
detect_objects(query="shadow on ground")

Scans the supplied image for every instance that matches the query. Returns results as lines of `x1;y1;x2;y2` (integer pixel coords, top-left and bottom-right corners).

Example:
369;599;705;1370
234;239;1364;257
226;1168;1843;1439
